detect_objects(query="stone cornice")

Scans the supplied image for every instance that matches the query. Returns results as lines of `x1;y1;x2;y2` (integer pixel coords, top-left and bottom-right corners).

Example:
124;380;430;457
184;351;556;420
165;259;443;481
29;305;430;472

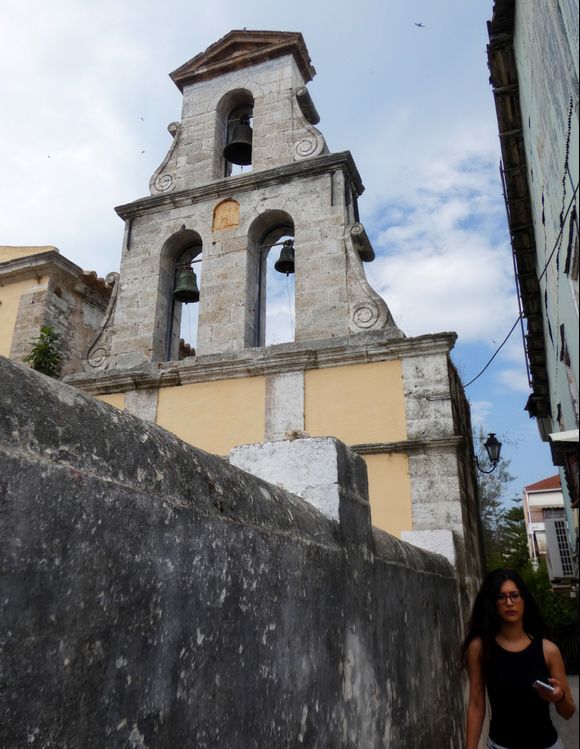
170;31;316;91
67;331;458;395
114;151;364;220
0;251;112;297
351;436;463;455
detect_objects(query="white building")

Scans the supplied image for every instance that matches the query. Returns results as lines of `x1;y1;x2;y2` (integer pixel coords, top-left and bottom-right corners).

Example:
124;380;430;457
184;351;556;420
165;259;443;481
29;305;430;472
523;475;575;587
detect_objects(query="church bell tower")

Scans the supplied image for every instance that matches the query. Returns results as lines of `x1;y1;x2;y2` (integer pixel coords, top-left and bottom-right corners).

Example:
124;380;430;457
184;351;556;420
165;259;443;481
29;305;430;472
70;31;483;607
96;30;401;371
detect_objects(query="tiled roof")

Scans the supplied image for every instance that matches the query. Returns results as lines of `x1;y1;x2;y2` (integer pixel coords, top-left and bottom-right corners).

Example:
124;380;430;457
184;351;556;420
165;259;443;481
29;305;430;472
524;474;561;492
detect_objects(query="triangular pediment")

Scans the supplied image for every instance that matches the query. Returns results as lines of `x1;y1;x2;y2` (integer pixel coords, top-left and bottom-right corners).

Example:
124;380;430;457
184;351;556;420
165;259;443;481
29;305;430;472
170;30;316;91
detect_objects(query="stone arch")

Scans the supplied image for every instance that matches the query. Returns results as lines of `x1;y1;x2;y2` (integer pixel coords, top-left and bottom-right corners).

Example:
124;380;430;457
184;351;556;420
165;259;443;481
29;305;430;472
156;228;203;361
247;210;295;347
215;89;254;178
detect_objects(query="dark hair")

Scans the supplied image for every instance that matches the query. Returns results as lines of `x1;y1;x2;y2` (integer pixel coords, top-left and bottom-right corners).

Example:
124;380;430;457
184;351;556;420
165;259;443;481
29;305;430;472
461;568;547;669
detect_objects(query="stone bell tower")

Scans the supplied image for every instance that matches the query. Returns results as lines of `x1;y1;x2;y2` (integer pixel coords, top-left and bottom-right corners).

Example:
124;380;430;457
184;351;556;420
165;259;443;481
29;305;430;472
70;31;484;610
97;30;401;371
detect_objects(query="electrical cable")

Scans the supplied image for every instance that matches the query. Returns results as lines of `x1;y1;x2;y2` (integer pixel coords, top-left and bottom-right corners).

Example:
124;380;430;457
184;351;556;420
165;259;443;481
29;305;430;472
463;313;524;388
464;181;578;389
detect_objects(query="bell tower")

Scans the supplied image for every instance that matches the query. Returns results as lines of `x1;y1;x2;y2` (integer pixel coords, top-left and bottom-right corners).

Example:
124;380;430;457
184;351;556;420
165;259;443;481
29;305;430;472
97;30;400;370
70;31;483;604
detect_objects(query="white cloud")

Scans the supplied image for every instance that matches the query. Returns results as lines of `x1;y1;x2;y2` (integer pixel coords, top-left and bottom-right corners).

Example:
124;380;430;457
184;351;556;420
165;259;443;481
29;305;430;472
470;399;494;430
495;367;531;394
364;142;517;343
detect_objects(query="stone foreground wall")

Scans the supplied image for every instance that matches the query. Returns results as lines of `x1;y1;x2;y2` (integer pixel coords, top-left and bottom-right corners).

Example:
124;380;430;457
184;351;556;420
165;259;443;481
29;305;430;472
0;356;464;748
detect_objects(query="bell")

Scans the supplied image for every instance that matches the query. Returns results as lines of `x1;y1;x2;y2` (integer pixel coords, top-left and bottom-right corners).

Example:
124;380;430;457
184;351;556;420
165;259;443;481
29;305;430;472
172;267;200;304
223;116;253;166
274;240;295;275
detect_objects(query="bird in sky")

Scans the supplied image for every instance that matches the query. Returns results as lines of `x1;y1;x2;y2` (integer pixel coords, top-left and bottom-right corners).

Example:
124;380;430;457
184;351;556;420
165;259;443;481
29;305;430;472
414;21;425;28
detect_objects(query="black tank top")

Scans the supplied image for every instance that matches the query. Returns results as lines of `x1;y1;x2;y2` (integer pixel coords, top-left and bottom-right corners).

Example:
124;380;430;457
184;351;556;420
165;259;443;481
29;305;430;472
486;637;558;749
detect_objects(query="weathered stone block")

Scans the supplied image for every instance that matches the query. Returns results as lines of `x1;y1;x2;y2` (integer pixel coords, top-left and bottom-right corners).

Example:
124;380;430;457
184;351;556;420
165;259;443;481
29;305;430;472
0;355;465;748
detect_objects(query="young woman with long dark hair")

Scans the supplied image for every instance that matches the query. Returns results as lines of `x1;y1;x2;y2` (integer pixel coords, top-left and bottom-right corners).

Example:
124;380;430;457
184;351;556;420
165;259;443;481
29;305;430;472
463;568;575;749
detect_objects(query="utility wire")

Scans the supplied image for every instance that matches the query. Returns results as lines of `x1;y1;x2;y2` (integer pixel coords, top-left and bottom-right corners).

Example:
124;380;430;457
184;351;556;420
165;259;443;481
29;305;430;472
464;313;524;388
464;183;578;389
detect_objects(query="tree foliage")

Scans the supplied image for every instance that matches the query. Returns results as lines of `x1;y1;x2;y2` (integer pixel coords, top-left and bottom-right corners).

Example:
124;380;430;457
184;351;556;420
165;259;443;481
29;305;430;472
475;432;519;570
24;325;64;378
521;559;578;631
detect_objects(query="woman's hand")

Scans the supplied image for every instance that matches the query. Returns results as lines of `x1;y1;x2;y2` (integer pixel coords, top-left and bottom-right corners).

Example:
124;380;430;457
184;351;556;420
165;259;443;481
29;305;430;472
542;640;576;719
533;677;564;703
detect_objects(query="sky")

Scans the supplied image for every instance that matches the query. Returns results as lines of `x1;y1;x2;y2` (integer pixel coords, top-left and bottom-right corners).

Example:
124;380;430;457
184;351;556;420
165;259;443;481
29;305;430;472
0;0;556;498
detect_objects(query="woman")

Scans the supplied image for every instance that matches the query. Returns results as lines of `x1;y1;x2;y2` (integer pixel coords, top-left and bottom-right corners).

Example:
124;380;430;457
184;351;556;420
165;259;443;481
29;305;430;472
463;568;575;749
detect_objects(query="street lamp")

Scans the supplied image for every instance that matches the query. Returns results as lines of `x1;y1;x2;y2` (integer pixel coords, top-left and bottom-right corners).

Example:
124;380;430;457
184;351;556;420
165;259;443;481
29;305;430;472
475;433;502;474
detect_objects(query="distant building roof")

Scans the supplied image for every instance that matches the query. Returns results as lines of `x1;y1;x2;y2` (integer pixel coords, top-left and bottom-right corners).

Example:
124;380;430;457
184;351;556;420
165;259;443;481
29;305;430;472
525;475;561;492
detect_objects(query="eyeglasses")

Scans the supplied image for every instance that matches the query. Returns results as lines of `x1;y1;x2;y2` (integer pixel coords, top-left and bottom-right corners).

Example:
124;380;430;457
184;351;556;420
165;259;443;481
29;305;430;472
495;591;522;604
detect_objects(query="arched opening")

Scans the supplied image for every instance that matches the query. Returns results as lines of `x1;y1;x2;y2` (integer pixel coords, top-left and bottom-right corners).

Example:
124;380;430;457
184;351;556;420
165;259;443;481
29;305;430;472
247;211;295;347
173;248;202;359
158;229;202;362
215;89;254;178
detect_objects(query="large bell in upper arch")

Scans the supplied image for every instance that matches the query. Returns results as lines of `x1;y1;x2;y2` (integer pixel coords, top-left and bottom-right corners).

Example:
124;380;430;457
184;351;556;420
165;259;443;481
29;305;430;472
223;115;253;166
274;240;295;275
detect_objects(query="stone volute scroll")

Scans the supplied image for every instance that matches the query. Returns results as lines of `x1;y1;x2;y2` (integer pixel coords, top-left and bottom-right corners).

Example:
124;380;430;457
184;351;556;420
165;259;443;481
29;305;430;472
149;122;182;195
82;272;120;372
292;87;328;160
344;223;404;337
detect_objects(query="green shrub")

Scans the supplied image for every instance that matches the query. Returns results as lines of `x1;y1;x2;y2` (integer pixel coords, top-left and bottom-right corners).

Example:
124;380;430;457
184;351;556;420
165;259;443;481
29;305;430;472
24;326;64;378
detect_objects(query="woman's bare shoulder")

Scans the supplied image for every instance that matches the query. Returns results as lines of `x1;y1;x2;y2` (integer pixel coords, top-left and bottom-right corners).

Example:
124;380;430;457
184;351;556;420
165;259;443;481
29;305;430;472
542;638;562;658
466;637;485;682
467;637;483;658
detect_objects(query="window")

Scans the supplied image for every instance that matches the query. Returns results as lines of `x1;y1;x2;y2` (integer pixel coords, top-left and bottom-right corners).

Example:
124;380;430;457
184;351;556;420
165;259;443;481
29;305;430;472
563;206;578;307
159;229;202;362
172;249;201;359
246;210;295;348
543;507;565;520
215;90;254;178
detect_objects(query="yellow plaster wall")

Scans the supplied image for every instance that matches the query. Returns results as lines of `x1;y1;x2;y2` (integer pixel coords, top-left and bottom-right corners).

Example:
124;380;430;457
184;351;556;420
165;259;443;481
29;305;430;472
364;453;412;538
156;376;266;455
0;276;47;357
0;246;57;262
304;360;407;444
305;361;411;537
80;361;413;537
95;393;126;410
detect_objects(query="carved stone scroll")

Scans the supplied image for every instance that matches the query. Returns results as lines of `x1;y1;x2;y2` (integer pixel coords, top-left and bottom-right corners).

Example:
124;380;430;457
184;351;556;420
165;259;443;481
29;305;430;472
83;272;120;372
295;87;320;125
149;122;182;195
292;89;327;161
343;224;404;337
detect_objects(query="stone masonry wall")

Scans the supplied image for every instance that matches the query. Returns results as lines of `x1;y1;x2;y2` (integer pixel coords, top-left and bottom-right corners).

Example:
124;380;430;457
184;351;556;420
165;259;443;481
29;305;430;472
402;349;484;620
0;355;465;748
9;271;109;377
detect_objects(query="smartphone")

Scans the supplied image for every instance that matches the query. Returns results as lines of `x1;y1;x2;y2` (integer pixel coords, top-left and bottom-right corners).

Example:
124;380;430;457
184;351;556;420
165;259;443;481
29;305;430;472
533;680;555;692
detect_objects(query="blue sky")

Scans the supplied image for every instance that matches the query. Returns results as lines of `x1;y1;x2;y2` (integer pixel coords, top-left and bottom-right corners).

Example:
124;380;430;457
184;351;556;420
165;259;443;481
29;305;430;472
0;0;556;495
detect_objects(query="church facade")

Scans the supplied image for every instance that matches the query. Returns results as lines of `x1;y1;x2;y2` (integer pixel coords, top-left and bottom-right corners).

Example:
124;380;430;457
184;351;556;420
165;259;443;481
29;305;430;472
1;31;484;606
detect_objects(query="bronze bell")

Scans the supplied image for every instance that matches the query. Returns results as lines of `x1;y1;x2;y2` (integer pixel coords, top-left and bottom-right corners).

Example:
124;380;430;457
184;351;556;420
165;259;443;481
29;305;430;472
274;240;295;275
223;115;253;166
173;267;200;304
